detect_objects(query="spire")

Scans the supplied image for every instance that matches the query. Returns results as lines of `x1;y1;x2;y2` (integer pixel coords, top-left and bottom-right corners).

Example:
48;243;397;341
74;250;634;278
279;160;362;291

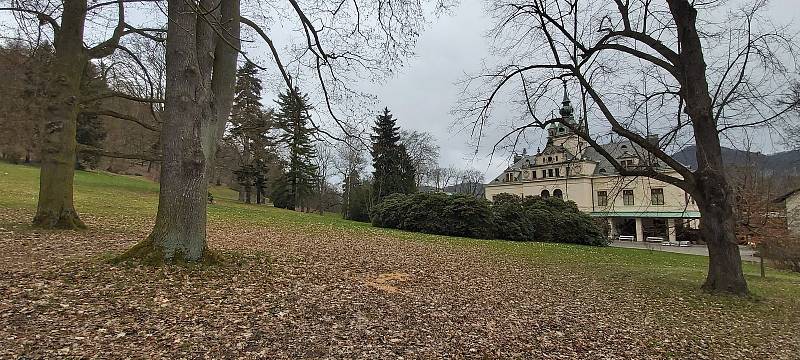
559;80;574;122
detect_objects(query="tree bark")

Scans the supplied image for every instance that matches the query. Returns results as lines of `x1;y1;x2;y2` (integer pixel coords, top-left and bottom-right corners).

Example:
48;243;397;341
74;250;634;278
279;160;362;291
669;0;748;294
208;0;241;174
123;0;215;262
33;0;88;229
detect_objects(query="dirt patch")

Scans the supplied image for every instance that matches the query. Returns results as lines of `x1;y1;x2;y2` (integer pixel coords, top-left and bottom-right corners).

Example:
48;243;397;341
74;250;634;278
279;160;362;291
364;272;411;293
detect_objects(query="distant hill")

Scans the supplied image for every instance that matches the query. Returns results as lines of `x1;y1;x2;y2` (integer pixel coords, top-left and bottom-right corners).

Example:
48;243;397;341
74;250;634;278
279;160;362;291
671;146;800;176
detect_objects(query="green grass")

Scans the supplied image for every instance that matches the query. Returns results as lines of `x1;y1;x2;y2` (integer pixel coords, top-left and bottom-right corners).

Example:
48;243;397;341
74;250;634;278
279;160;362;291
1;161;798;309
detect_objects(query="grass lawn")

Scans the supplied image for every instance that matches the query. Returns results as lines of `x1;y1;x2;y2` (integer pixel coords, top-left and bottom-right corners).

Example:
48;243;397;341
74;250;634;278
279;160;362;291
0;161;798;358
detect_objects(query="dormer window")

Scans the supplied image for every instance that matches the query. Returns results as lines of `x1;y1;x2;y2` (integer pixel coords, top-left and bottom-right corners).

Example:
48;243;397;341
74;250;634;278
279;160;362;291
621;145;628;150
547;156;553;162
599;168;607;174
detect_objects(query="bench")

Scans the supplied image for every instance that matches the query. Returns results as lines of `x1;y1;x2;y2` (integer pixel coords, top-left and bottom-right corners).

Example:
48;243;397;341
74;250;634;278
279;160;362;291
618;235;635;241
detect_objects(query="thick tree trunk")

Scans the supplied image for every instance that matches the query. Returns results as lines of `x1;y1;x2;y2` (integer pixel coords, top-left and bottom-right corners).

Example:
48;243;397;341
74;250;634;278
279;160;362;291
208;0;241;173
33;0;88;229
669;0;748;294
122;0;215;262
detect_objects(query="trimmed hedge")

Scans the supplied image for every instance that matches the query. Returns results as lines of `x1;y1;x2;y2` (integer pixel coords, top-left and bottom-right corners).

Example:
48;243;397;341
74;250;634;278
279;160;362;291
370;192;608;246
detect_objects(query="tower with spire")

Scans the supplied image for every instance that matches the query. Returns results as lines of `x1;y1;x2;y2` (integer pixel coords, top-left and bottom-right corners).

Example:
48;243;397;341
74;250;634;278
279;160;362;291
547;81;578;139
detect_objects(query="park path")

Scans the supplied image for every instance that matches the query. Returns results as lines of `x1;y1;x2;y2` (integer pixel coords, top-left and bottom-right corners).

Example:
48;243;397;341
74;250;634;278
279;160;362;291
609;241;759;262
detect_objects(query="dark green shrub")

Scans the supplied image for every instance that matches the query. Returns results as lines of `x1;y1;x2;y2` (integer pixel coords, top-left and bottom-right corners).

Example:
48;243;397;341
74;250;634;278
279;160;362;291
551;212;608;246
370;191;607;246
371;193;493;238
441;194;494;238
369;193;412;229
492;200;536;241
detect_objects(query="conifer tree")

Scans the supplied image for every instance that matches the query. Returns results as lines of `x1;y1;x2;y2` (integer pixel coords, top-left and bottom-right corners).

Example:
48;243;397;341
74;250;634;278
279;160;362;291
229;62;276;203
275;87;318;210
371;108;415;201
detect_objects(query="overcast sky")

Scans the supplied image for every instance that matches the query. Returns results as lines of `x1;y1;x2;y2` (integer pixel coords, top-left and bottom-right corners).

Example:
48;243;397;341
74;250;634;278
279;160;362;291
353;0;800;178
2;0;798;180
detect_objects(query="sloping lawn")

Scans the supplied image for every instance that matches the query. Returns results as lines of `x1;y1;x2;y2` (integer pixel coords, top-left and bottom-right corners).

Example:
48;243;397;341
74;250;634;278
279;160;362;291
0;162;798;358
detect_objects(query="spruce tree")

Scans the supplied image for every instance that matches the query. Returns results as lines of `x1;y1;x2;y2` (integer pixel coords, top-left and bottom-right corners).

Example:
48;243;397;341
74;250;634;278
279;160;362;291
371;108;415;201
229;62;276;203
275;87;318;211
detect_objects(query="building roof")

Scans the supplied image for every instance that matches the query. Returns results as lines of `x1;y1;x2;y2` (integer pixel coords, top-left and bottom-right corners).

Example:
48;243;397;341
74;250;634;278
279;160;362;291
582;140;662;176
774;188;800;203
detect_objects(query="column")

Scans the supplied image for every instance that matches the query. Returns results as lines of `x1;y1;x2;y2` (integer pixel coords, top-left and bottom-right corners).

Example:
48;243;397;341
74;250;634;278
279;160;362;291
667;218;677;244
635;218;644;242
608;218;616;238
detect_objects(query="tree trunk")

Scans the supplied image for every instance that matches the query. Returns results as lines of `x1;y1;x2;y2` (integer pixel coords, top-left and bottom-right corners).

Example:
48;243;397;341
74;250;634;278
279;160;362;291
669;0;748;294
208;0;241;173
33;0;88;229
121;0;215;262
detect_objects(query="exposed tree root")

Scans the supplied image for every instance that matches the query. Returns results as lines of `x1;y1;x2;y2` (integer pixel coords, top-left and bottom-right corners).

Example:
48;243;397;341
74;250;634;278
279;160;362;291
111;237;222;266
32;209;86;230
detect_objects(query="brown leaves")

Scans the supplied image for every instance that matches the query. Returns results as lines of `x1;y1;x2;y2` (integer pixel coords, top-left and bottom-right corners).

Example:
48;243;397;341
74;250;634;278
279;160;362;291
0;205;798;359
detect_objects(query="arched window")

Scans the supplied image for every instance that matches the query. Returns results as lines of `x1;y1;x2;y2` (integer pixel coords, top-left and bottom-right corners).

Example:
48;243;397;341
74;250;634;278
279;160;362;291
541;189;550;198
547;156;553;162
553;189;563;199
599;168;607;174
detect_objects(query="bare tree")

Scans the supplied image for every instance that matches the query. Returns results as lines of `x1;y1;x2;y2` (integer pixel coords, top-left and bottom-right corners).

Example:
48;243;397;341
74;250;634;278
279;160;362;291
334;133;368;217
314;142;334;214
400;129;440;188
1;0;166;228
460;0;798;294
457;168;485;196
122;0;439;261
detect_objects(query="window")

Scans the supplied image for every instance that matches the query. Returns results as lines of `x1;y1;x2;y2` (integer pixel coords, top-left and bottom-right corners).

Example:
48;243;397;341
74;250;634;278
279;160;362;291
541;189;550;198
597;191;608;206
532;170;537;179
623;190;634;205
547;156;553;162
548;169;554;177
651;188;664;205
555;168;560;177
621;159;635;169
553;189;563;199
542;170;547;178
598;168;607;174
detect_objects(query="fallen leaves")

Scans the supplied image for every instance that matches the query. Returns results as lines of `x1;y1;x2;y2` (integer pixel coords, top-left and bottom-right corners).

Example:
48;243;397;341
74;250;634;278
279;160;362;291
0;206;797;359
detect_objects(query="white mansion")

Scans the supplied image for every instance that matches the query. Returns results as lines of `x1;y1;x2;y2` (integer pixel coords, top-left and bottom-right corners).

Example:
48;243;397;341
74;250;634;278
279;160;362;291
484;89;699;243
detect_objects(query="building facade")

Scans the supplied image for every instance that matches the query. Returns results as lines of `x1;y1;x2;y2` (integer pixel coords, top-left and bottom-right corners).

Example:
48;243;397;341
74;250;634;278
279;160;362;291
484;89;699;242
775;189;800;237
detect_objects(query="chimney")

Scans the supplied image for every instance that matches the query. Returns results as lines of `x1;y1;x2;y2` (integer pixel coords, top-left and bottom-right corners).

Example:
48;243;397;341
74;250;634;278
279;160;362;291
646;134;659;147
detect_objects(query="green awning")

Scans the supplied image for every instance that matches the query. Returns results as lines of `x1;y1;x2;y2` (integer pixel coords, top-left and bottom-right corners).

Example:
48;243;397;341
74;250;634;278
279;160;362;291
589;211;701;218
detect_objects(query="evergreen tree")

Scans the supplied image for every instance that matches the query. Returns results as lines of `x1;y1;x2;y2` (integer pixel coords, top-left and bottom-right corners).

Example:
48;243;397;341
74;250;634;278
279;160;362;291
275;87;318;210
229;62;276;203
371;108;415;201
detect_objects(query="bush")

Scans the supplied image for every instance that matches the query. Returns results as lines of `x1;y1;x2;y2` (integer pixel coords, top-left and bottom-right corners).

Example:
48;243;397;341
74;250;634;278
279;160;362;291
757;235;800;273
370;192;608;246
371;193;494;238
